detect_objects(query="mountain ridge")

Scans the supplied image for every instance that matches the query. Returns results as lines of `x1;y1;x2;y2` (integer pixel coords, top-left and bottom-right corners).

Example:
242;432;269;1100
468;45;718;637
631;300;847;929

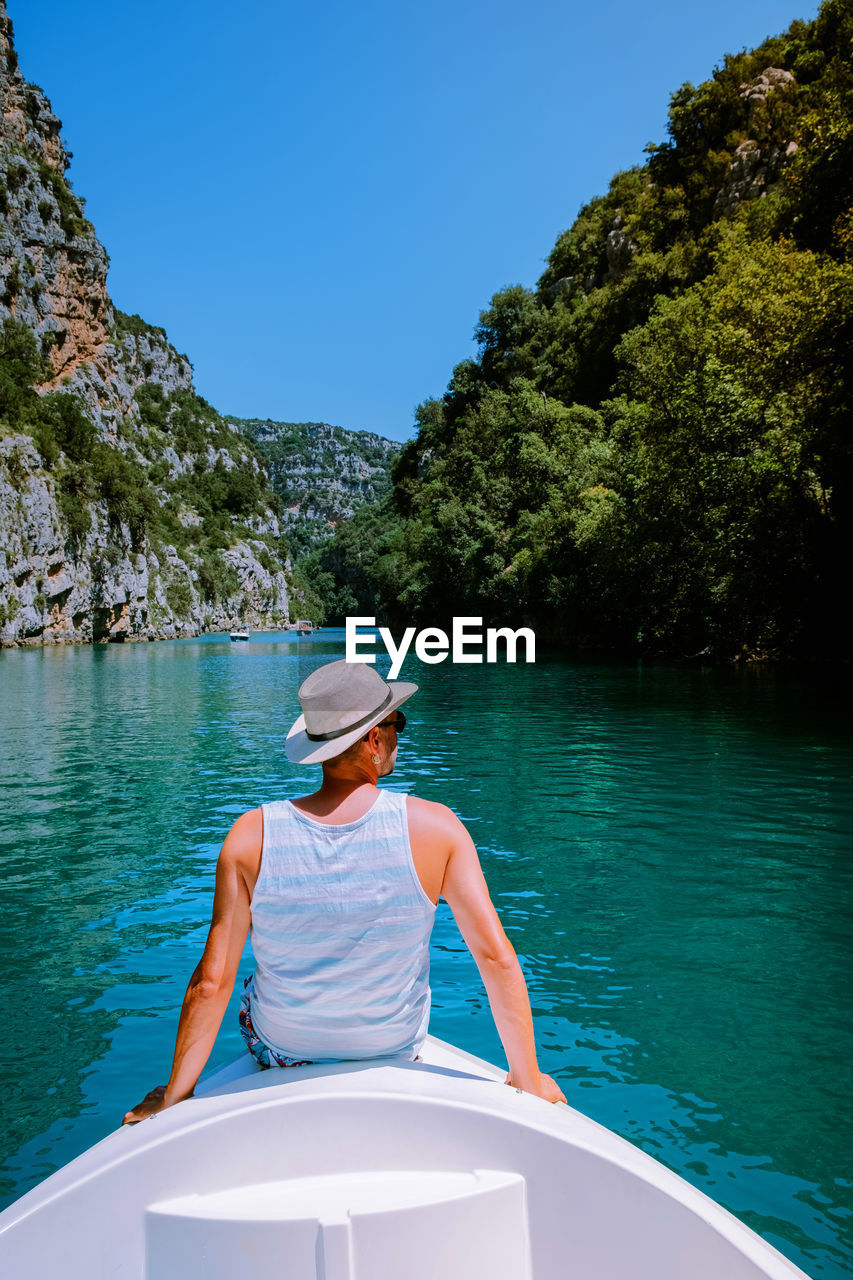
230;417;398;559
0;4;387;645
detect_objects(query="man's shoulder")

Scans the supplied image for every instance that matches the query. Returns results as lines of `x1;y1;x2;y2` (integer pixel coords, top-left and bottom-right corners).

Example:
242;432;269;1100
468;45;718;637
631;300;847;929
221;807;263;870
405;795;464;837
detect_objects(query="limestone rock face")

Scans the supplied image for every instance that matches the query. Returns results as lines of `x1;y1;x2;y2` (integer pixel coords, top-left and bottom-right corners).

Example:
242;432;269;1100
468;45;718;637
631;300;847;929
604;218;637;283
739;67;796;111
714;68;799;217
0;6;111;380
0;432;289;645
0;3;289;646
233;418;399;550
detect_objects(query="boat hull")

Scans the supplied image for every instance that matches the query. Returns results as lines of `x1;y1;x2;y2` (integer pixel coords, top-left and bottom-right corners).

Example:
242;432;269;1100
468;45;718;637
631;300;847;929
0;1036;811;1279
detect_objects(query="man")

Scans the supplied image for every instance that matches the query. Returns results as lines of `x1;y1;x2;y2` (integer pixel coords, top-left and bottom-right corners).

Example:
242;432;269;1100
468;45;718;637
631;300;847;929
124;659;564;1123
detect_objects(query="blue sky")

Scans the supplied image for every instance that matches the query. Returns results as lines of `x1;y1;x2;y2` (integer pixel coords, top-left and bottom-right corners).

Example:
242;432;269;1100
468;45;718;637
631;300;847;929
12;1;818;442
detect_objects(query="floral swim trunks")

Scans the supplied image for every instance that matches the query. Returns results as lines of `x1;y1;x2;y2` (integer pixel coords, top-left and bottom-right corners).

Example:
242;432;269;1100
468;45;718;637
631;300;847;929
239;975;313;1070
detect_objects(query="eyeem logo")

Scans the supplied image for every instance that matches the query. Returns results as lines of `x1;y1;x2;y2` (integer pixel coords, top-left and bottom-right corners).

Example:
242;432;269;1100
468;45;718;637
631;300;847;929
346;616;535;680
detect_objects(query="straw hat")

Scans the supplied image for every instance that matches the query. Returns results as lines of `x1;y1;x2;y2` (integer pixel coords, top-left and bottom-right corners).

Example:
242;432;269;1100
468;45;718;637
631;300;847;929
285;659;418;764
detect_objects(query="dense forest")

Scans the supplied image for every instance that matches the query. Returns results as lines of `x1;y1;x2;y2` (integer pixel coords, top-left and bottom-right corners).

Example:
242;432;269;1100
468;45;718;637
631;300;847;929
310;0;852;660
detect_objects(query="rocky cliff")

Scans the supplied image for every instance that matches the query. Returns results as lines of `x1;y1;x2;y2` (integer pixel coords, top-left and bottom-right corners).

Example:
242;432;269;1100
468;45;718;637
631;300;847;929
231;418;399;558
0;2;289;644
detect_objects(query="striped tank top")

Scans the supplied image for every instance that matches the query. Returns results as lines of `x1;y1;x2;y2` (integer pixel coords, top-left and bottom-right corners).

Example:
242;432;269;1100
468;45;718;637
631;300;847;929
248;789;436;1062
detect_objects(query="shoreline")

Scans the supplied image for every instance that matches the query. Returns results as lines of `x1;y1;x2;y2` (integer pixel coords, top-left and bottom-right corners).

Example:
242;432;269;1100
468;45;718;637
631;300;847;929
2;624;850;671
0;621;305;649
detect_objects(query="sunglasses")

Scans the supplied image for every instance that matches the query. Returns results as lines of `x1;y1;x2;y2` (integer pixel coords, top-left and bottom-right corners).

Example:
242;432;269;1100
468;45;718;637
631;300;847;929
364;710;406;739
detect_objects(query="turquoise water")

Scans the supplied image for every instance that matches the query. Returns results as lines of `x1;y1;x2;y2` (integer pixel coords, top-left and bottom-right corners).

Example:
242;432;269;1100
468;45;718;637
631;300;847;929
0;630;851;1276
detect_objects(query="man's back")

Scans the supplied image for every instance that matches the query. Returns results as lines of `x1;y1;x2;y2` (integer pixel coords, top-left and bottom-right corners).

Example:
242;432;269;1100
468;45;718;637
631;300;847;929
234;786;462;909
248;789;435;1062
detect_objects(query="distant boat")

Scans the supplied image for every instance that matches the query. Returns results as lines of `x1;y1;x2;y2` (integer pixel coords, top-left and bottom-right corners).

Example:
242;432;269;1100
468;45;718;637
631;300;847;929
295;620;314;636
229;629;249;642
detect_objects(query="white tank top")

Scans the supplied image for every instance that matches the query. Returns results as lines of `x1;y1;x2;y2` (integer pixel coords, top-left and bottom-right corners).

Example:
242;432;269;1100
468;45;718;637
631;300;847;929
248;789;436;1062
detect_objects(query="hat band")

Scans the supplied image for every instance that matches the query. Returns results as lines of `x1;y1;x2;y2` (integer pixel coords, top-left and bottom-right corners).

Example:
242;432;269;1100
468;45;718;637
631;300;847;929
304;688;393;742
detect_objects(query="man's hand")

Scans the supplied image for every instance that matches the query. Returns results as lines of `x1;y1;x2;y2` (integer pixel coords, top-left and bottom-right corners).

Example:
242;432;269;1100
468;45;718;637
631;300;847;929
122;1085;168;1126
505;1071;567;1104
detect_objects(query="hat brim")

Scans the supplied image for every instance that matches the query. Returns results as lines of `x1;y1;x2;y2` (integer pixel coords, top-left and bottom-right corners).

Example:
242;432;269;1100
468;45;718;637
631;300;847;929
284;681;418;764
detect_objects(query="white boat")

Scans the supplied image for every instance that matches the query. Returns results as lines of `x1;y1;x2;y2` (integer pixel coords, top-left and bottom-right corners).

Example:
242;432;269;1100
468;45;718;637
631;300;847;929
295;619;314;636
0;1035;810;1280
229;629;249;642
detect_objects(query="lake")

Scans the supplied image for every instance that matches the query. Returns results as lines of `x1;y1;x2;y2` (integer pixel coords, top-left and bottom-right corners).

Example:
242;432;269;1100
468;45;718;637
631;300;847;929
0;629;851;1277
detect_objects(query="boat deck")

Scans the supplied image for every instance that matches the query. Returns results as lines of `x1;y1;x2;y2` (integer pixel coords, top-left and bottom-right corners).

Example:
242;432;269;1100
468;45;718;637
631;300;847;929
0;1037;811;1280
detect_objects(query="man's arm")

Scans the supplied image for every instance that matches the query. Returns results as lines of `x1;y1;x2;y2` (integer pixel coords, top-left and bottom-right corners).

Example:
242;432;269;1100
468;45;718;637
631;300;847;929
121;809;260;1124
438;808;566;1103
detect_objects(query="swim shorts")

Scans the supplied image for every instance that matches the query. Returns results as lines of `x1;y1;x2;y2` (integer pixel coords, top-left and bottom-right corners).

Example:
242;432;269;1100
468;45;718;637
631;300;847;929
239;975;313;1069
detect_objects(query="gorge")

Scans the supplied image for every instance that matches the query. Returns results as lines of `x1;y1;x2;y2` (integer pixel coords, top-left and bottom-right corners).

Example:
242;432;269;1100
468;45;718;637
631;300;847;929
0;2;396;646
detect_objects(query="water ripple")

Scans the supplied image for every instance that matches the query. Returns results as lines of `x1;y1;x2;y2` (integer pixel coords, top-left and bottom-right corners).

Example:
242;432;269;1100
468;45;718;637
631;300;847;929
0;636;851;1277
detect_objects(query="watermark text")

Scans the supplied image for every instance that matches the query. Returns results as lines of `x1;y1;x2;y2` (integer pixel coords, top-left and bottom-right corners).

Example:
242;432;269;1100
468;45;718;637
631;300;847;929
346;616;535;679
